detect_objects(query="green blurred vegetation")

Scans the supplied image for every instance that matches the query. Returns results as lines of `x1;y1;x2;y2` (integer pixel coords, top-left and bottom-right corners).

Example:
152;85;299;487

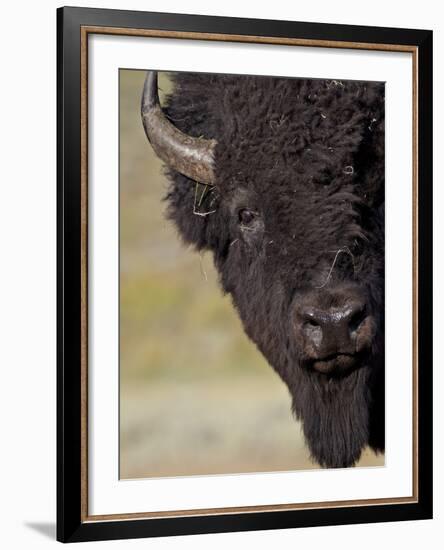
119;69;384;479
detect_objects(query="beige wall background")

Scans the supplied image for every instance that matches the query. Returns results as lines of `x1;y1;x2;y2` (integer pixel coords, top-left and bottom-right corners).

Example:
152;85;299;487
119;69;383;479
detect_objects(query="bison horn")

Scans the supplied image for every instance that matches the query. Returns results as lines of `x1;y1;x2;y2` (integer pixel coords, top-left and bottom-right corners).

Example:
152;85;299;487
141;71;216;185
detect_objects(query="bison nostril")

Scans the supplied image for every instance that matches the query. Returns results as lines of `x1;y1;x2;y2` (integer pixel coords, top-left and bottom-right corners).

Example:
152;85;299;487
301;315;323;349
349;307;367;333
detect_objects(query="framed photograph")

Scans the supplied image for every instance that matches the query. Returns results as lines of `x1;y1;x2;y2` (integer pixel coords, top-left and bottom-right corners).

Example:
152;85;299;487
57;6;433;543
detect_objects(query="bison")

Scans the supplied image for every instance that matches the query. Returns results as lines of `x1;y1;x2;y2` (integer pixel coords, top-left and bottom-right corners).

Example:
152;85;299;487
141;71;385;468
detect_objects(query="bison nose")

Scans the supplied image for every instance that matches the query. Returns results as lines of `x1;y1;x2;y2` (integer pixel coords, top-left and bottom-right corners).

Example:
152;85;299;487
297;300;369;357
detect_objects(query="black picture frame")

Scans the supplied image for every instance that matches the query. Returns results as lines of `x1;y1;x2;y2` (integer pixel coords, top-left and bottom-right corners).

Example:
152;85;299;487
57;6;433;543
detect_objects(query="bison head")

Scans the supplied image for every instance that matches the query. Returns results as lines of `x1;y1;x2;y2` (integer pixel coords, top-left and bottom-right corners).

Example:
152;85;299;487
141;71;385;468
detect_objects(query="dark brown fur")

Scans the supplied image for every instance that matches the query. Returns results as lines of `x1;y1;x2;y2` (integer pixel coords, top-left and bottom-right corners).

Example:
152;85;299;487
159;72;385;468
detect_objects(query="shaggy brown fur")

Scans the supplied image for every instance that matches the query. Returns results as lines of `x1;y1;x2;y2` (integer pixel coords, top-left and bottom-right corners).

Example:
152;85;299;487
157;72;385;468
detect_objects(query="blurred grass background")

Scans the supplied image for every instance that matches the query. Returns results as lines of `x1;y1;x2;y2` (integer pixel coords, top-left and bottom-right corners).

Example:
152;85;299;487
119;69;384;479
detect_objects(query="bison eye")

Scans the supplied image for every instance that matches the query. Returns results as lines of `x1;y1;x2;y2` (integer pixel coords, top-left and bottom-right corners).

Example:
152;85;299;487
238;208;256;225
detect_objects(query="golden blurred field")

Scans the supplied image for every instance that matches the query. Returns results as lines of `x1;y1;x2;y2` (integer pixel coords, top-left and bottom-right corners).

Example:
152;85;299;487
119;69;384;479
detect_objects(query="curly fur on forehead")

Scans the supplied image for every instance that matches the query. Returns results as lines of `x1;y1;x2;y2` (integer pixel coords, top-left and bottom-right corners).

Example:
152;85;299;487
156;71;385;468
164;72;384;248
166;73;383;189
